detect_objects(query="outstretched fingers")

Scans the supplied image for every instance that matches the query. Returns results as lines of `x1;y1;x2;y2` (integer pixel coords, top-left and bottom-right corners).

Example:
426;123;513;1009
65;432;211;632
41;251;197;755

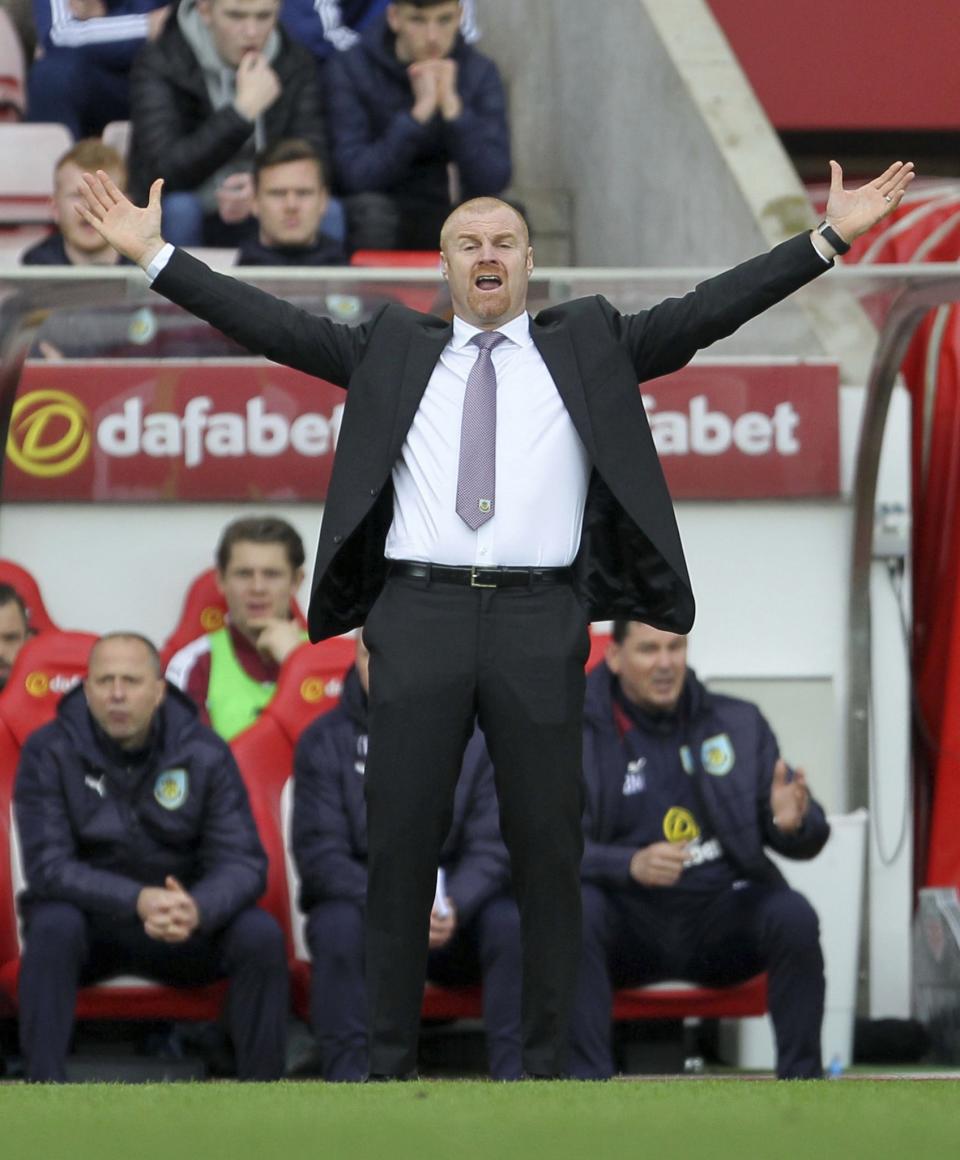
80;171;114;217
875;160;915;204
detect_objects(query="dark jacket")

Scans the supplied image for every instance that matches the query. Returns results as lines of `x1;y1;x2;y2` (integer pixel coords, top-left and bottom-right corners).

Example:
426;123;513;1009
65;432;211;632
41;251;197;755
236;233;348;267
14;683;267;932
128;0;327;202
580;662;830;888
20;232;135;267
292;665;509;922
151;231;830;641
324;16;510;204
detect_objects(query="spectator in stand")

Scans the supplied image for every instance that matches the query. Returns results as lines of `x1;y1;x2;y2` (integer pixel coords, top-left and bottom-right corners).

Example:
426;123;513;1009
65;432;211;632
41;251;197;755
27;0;170;139
236;137;347;265
21;138;132;267
166;515;307;740
14;632;288;1082
0;583;31;691
128;0;327;247
279;0;477;65
568;620;830;1080
325;0;510;251
293;637;522;1080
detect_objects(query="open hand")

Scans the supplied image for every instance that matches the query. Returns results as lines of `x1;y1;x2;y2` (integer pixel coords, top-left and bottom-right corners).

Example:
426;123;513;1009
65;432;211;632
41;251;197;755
78;169;165;269
824;160;914;244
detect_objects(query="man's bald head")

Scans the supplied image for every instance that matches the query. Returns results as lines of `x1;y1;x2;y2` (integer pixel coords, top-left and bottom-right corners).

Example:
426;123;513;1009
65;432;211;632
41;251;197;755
440;197;529;254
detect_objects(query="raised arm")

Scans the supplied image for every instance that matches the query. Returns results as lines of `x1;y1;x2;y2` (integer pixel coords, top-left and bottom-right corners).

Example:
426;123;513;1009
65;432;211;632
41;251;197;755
614;160;915;384
77;170;370;385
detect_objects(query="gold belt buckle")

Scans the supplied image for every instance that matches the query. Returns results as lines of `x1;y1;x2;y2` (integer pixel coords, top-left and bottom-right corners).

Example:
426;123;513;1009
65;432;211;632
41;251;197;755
470;566;497;589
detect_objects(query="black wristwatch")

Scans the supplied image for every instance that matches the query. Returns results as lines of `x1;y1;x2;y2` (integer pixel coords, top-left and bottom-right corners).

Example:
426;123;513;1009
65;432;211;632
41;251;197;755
816;220;851;256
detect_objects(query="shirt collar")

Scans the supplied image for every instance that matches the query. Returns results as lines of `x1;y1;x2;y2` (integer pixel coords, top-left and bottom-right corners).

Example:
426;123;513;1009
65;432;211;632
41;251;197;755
450;311;532;351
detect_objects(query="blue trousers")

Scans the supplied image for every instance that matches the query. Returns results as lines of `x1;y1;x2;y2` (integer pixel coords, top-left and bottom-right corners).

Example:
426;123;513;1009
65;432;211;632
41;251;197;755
18;901;289;1082
306;893;523;1080
568;881;825;1079
27;50;131;140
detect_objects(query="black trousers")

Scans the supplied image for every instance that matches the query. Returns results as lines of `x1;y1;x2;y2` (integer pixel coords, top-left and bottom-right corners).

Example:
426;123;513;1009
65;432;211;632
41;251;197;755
306;894;522;1081
361;572;589;1077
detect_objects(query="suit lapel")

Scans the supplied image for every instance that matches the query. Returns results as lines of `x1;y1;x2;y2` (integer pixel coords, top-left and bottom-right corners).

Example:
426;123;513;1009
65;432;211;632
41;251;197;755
530;321;596;457
390;321;452;455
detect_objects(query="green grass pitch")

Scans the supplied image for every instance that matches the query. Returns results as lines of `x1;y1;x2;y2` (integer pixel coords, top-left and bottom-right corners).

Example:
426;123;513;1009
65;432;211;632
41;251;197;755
1;1078;957;1160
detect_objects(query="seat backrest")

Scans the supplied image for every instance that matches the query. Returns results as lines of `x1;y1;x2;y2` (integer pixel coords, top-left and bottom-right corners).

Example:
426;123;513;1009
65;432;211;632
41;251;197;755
0;557;60;633
349;250;440;268
587;628;610;672
0;630;98;747
101;120;131;161
0;123;72;223
159;566;308;668
230;637;356;949
0;631;97;966
0;717;23;966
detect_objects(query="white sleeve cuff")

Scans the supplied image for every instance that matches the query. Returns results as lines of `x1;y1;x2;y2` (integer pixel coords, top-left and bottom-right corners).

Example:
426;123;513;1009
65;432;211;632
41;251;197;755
145;243;176;284
810;234;834;266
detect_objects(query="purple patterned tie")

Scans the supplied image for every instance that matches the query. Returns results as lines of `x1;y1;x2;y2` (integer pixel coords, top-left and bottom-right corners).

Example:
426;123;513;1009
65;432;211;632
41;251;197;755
456;331;507;530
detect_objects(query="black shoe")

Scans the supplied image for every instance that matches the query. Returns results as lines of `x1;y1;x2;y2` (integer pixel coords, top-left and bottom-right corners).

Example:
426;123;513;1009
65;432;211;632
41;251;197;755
365;1070;419;1082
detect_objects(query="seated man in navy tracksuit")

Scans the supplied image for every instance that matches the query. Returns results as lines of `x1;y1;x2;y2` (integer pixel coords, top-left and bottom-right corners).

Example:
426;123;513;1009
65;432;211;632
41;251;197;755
569;620;830;1080
292;638;521;1080
14;633;289;1082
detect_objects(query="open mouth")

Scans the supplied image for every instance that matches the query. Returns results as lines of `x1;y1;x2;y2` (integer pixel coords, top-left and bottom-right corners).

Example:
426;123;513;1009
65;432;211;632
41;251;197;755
474;273;503;292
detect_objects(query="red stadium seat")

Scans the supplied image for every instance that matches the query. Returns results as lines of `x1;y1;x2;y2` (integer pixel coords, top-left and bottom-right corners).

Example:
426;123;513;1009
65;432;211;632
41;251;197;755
349;250;440;268
230;636;357;1014
0;630;228;1021
0;558;60;633
159;566;307;668
348;249;444;313
420;976;767;1023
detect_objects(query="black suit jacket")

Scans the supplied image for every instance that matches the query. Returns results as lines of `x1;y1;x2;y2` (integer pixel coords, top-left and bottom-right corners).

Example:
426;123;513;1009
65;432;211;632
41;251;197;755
153;233;829;641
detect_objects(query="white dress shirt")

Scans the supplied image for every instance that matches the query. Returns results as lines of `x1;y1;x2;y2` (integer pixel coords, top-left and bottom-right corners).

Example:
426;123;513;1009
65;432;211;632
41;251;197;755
385;311;591;568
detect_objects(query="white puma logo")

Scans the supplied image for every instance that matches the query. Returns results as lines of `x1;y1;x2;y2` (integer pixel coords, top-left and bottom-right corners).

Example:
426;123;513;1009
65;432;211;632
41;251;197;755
84;774;107;798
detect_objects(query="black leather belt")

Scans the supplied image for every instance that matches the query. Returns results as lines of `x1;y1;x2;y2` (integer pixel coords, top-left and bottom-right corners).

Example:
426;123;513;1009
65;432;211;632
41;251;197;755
388;560;573;590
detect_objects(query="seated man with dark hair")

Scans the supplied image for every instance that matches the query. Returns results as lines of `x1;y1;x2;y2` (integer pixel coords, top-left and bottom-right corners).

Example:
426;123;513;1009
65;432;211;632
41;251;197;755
325;0;511;251
236;139;348;266
166;514;307;739
0;583;31;691
569;620;831;1080
21;138;132;267
14;632;288;1082
293;638;522;1080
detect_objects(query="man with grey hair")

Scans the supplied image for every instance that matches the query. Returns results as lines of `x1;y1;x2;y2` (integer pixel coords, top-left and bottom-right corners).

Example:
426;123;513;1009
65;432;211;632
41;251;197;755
14;632;288;1082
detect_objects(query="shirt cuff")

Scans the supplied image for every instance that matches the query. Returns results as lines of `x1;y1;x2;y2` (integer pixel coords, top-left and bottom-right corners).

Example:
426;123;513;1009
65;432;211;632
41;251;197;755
145;243;175;284
810;233;834;266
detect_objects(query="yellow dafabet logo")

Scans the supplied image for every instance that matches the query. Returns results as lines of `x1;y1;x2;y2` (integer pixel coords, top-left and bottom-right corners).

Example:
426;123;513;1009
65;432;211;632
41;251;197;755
7;390;91;478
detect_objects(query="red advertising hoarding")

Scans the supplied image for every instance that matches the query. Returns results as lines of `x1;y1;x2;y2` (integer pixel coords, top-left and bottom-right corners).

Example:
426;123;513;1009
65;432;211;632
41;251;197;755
3;360;838;502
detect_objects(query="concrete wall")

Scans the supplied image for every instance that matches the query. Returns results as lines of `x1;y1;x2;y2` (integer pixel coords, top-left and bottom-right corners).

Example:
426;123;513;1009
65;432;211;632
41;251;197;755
482;0;812;266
